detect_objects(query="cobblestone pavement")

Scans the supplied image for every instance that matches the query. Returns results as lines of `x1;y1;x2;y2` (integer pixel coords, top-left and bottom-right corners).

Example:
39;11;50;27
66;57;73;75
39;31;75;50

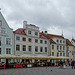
0;66;75;75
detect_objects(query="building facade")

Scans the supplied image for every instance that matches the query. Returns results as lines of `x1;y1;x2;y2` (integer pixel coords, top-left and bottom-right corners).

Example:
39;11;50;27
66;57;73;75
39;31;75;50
71;39;75;58
14;21;74;61
0;12;14;62
66;39;74;60
14;21;50;58
50;37;66;57
40;33;67;57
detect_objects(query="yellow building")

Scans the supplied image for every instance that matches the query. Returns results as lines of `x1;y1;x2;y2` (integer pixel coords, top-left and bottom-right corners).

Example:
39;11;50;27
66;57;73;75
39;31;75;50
40;33;66;57
66;39;74;60
41;33;74;60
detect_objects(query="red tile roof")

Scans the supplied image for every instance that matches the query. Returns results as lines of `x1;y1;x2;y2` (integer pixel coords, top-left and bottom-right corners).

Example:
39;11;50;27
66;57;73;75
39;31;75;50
39;32;56;43
13;28;48;39
39;32;48;39
47;34;64;38
13;28;26;35
66;39;73;46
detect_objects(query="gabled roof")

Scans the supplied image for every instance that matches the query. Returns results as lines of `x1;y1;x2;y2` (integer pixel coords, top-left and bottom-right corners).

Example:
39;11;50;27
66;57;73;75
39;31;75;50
66;39;73;46
13;28;26;35
39;32;56;43
13;28;48;39
50;39;56;44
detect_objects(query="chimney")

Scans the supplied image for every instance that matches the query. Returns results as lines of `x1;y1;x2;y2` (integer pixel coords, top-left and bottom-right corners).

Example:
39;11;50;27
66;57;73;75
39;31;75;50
23;21;27;29
41;31;43;33
44;31;47;34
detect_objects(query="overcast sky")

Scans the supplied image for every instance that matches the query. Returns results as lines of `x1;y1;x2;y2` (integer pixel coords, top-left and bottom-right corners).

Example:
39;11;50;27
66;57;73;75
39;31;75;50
0;0;75;40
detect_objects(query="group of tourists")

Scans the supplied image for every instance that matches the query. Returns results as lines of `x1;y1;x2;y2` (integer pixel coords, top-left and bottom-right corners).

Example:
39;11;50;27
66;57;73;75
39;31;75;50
60;60;75;69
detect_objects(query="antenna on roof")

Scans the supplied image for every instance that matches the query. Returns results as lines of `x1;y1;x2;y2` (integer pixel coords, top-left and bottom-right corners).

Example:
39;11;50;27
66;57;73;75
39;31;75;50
0;8;1;12
61;30;63;37
72;34;74;40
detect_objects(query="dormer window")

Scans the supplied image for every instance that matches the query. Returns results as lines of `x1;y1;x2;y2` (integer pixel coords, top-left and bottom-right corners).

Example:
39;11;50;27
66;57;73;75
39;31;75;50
28;31;31;34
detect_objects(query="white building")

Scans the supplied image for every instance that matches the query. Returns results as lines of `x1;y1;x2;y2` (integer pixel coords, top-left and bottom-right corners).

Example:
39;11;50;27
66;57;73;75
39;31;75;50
13;21;50;60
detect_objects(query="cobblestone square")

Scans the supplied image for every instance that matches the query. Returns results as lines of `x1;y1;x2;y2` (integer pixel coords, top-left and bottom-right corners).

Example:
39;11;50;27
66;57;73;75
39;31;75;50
0;66;75;75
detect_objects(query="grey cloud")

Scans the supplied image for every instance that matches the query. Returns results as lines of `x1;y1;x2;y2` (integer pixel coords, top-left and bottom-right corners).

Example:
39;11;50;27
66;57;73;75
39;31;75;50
0;0;75;39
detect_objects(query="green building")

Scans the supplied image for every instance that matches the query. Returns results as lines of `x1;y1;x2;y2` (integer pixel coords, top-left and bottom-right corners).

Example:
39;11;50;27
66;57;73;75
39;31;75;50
0;12;14;62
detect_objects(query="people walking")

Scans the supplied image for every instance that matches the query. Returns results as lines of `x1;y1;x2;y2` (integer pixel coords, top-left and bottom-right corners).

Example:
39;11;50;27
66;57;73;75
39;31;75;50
74;61;75;69
60;60;63;68
71;60;75;69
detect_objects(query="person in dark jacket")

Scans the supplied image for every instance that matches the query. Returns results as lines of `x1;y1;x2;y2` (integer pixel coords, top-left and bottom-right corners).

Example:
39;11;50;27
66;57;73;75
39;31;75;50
71;60;75;69
74;61;75;69
60;60;63;68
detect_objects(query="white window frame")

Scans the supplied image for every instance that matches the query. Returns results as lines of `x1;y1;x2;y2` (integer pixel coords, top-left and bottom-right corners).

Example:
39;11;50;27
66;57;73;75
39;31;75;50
16;36;20;40
63;53;65;57
1;27;6;34
40;47;43;52
57;40;59;43
60;53;62;56
35;32;38;36
22;37;26;41
52;45;54;50
35;46;38;52
28;30;32;34
23;45;26;51
57;45;59;50
45;41;47;44
52;52;54;56
28;38;32;42
6;37;11;45
16;45;20;51
63;46;65;50
28;46;32;52
6;48;11;54
60;46;62;50
45;47;47;52
35;39;38;43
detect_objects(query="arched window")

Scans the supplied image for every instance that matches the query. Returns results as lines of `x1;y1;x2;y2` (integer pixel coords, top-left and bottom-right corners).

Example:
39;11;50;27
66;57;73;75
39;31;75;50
0;20;2;26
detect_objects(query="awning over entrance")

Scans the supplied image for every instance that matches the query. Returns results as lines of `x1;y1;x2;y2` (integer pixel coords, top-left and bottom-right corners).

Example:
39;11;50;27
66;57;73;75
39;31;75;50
0;54;74;59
